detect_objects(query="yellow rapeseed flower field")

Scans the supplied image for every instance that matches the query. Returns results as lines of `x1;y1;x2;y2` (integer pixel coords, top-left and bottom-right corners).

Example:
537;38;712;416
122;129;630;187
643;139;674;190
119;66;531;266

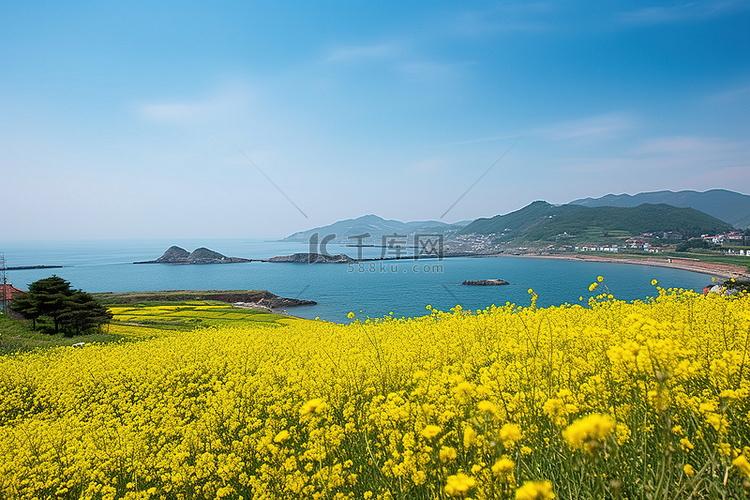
1;284;750;499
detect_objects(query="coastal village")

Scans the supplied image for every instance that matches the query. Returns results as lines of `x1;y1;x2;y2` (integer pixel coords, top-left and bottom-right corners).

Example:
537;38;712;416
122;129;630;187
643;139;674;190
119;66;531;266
571;230;750;254
448;229;750;257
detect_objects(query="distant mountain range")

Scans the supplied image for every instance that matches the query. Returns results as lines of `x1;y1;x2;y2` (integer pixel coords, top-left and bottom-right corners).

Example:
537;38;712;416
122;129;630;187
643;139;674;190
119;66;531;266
282;214;467;243
283;189;749;247
570;189;750;229
460;201;734;242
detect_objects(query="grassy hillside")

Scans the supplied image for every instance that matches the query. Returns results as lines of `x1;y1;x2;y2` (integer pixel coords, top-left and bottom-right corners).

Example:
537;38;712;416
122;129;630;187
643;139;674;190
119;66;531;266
460;201;584;240
461;202;733;243
1;298;296;354
570;189;750;229
0;314;121;354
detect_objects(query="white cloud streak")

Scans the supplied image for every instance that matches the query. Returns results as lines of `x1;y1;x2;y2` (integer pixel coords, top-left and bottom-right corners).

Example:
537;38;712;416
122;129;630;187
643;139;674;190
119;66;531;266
535;113;637;143
325;43;400;63
707;84;750;104
633;136;742;156
620;0;749;25
135;84;254;124
455;2;557;36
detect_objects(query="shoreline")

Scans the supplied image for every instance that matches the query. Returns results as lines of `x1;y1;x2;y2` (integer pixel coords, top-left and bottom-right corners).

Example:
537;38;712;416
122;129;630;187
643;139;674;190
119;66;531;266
517;253;749;280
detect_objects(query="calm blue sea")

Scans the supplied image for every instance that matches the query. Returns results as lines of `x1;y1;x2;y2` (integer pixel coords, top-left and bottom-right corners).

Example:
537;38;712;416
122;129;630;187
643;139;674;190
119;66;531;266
1;239;715;323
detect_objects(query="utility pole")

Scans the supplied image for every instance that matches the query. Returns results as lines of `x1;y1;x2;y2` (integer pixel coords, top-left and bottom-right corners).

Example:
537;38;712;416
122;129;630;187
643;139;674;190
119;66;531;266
0;253;7;315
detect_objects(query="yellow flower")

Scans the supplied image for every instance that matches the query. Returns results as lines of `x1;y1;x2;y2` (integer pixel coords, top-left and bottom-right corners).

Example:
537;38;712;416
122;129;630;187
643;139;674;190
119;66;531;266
683;464;695;478
347;311;355;319
597;276;604;282
300;398;326;415
440;446;457;463
7;272;750;498
563;414;615;454
733;455;750;478
528;288;534;294
492;458;514;475
477;400;497;414
273;430;290;443
589;283;598;292
515;480;555;500
445;473;476;497
615;422;631;445
500;423;524;446
651;279;658;286
454;381;475;398
412;470;427;485
464;426;477;447
421;425;442;439
680;437;694;452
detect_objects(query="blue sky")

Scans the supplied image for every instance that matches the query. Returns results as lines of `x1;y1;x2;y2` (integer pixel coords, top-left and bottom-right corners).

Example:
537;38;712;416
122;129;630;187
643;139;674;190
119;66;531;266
2;1;749;239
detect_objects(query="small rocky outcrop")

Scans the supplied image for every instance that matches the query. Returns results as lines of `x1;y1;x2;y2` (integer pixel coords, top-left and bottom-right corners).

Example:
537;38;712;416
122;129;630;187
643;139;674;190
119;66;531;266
135;246;252;264
462;279;509;286
268;253;355;263
234;292;317;311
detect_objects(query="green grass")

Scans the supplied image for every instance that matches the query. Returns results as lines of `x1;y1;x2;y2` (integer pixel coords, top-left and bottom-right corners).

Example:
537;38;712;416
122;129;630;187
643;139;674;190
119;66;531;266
0;314;122;355
661;250;750;267
1;299;300;355
95;290;269;305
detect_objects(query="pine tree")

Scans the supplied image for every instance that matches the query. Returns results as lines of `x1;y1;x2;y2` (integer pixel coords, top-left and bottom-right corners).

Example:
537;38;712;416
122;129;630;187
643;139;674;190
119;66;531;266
11;276;112;336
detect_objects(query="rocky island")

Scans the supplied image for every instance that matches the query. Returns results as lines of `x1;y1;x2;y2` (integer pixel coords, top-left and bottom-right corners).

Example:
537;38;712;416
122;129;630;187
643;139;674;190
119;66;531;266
268;252;356;263
134;246;253;265
462;279;509;286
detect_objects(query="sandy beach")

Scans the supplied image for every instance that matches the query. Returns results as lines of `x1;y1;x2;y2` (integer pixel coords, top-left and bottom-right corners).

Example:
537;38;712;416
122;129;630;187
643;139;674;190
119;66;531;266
520;253;749;281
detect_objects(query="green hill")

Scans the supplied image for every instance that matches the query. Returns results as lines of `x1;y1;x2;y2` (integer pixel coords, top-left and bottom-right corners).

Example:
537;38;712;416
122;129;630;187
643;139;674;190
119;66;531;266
570;189;750;229
460;201;584;240
460;202;734;243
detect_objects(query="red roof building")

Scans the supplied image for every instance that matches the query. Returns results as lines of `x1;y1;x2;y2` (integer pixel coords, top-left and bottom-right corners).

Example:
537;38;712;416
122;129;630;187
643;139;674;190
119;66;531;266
1;284;26;304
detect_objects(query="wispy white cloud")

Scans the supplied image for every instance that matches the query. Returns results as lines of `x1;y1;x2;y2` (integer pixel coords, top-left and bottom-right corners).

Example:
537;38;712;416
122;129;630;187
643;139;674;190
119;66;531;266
686;164;750;187
323;40;464;82
555;135;748;182
633;135;742;155
405;158;447;175
446;113;634;150
620;0;749;25
448;133;522;147
707;84;750;104
325;43;400;63
397;60;467;80
135;84;253;124
455;2;557;36
535;113;637;143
